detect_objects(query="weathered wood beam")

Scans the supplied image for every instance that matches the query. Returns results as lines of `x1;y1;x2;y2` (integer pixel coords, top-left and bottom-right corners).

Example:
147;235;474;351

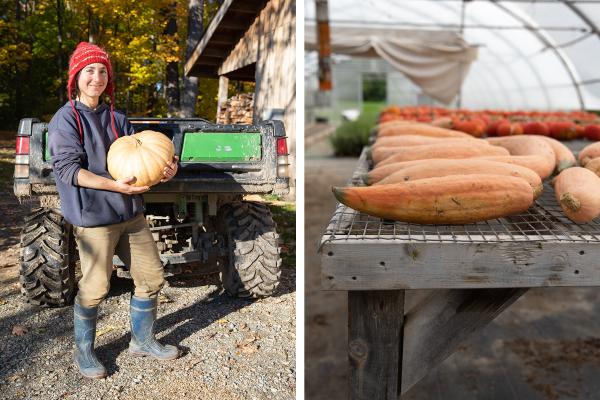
349;290;404;400
184;0;234;76
321;240;599;290
400;288;528;396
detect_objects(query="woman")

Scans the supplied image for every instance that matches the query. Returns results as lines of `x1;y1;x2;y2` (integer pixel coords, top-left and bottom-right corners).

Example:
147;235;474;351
48;42;180;379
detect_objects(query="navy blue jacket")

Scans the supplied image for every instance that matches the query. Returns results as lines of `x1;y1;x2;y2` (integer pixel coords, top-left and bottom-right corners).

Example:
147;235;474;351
48;101;144;227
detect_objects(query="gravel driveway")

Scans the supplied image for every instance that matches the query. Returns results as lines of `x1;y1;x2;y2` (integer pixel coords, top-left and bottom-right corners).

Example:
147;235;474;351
0;273;295;400
0;134;296;400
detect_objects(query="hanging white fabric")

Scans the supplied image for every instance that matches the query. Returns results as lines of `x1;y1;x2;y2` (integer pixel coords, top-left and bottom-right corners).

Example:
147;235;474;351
305;25;479;104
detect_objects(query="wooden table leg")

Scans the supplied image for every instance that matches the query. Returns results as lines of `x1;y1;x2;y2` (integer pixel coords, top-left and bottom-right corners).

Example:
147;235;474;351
348;290;405;400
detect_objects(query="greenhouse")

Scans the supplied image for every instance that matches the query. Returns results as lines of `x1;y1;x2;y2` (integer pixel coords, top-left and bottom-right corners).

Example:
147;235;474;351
305;0;600;119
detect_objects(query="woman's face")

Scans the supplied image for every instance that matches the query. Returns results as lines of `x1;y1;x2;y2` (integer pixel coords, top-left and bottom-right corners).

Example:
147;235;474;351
77;63;108;101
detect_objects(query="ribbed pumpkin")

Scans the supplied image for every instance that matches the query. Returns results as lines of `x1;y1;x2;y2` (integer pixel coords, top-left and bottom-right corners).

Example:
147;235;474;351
107;130;175;187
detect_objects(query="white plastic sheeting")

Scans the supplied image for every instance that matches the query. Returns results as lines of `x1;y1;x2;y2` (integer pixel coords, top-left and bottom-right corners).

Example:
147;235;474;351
305;0;600;110
305;26;478;103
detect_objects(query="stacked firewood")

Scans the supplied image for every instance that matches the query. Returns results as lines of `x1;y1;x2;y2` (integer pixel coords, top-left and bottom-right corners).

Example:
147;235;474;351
216;93;254;124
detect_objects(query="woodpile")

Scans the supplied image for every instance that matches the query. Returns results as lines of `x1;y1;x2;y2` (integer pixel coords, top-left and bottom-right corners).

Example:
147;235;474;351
217;93;254;124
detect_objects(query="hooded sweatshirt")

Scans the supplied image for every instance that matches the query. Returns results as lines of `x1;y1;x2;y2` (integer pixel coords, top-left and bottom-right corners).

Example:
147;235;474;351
48;100;144;227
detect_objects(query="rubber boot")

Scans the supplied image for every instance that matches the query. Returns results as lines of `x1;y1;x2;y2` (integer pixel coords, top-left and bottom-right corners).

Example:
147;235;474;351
73;301;107;379
128;296;179;360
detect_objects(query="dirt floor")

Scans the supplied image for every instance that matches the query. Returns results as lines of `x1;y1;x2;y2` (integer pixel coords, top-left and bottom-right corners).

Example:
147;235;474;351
305;135;600;400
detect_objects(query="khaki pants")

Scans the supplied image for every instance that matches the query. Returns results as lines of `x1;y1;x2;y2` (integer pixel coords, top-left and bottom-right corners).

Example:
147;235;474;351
74;214;165;308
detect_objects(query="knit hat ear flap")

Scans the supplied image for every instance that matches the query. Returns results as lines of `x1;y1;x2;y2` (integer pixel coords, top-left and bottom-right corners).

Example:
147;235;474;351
66;42;118;142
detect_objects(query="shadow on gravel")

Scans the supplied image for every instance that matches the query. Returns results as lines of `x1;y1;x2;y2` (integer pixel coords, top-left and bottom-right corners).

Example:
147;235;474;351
0;276;19;301
0;267;295;378
95;286;253;375
0;274;152;380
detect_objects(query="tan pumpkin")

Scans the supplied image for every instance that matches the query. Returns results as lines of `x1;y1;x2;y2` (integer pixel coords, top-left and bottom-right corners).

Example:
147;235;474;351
107;130;175;187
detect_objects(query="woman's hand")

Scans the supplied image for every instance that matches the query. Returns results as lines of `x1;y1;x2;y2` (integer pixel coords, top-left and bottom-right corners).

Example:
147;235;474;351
77;168;149;194
113;177;150;194
161;156;179;183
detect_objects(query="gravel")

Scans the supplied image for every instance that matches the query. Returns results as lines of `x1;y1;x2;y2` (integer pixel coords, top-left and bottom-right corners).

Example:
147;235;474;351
0;136;296;400
0;271;295;400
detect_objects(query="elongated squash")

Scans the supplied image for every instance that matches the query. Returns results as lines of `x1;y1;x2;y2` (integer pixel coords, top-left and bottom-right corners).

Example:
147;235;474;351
485;136;556;178
480;155;555;180
371;120;417;135
372;135;480;149
376;142;509;167
363;154;554;184
578;142;600;166
375;159;543;198
553;167;600;223
333;174;534;225
371;138;489;164
378;123;472;138
532;135;576;172
363;160;437;185
584;157;600;177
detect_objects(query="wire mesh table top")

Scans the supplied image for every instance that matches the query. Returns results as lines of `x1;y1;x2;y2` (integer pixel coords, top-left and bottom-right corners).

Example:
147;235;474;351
321;145;600;245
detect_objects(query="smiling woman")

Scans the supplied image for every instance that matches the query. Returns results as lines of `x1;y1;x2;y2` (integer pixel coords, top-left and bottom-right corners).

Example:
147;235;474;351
76;63;108;108
47;42;180;380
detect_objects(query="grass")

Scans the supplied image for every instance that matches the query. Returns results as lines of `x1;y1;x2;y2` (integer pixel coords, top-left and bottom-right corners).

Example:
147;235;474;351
268;201;295;270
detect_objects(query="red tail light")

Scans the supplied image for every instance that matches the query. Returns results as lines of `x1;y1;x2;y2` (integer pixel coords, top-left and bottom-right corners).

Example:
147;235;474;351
276;137;288;155
16;136;30;154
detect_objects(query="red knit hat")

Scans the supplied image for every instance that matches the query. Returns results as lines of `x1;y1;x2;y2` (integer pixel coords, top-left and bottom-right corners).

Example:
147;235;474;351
67;42;118;142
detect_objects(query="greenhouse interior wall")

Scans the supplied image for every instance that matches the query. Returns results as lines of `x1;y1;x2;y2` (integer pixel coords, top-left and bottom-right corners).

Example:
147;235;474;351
305;0;600;121
305;56;441;124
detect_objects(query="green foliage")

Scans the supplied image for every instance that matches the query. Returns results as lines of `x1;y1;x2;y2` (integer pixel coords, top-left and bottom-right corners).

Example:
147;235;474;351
196;78;219;121
330;105;382;157
0;0;232;127
363;73;386;102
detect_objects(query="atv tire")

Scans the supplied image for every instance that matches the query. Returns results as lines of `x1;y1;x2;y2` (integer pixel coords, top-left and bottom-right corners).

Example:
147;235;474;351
19;208;76;307
217;201;281;298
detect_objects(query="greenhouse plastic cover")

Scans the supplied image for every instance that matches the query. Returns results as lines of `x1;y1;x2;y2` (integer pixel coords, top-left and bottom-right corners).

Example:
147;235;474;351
305;0;600;110
306;26;479;104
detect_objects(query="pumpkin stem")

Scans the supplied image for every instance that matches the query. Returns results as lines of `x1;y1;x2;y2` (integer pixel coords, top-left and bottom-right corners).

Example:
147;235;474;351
560;192;581;211
134;138;142;146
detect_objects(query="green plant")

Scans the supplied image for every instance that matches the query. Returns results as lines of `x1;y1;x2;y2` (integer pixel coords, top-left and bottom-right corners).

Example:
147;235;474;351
330;109;379;156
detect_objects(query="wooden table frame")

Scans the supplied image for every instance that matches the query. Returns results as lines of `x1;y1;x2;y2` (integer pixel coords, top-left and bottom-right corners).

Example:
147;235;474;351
321;238;598;399
320;144;600;399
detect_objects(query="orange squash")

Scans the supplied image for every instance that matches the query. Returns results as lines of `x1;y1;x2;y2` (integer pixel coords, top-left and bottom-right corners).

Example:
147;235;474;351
333;174;534;224
371;138;488;164
578;142;600;166
363;155;555;185
532;136;576;172
107;130;175;187
553;167;600;223
584;157;600;177
480;155;555;180
362;160;435;185
377;123;472;138
485;136;556;178
375;159;543;198
376;142;509;167
372;134;480;149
